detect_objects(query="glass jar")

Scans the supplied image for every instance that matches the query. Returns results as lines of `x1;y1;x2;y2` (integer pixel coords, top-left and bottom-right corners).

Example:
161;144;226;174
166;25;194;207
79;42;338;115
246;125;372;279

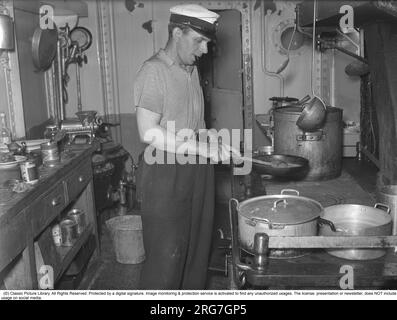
44;124;59;141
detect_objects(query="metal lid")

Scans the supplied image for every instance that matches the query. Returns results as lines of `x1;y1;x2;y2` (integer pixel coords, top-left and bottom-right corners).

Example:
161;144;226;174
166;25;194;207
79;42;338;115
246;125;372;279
274;106;341;115
238;190;323;225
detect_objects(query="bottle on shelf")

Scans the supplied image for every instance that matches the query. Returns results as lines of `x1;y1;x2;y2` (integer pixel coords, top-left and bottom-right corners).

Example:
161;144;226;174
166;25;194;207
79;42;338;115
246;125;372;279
0;112;12;145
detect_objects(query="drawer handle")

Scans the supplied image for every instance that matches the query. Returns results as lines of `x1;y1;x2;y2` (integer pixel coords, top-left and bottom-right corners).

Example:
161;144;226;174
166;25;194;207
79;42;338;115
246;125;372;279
78;176;84;182
51;196;63;207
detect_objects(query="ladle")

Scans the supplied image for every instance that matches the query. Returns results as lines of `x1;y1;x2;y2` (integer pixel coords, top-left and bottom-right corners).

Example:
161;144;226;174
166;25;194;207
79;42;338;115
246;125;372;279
296;0;327;132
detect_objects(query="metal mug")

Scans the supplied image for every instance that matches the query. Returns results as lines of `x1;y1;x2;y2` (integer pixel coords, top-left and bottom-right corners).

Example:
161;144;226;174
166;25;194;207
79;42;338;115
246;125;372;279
60;219;78;246
67;209;86;234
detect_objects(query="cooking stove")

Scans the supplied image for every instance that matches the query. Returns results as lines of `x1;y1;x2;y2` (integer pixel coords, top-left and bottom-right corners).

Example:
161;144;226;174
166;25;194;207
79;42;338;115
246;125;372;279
212;166;397;290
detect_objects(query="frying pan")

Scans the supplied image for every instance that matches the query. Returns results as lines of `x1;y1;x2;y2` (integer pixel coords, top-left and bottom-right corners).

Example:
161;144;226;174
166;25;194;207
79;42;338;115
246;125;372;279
32;26;58;71
251;154;309;177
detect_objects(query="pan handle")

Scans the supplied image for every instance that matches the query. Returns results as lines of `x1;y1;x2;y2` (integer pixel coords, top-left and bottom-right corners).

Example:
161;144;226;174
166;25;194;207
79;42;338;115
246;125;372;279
281;189;300;196
318;217;338;232
272;199;288;210
374;203;391;214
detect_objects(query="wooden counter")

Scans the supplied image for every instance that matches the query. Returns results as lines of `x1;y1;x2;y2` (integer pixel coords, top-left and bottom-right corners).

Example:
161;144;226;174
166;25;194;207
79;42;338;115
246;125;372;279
0;144;99;289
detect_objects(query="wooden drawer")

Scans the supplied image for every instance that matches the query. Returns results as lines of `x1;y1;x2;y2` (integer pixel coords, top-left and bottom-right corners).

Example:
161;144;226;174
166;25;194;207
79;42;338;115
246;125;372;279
64;161;92;202
30;183;67;237
0;210;27;272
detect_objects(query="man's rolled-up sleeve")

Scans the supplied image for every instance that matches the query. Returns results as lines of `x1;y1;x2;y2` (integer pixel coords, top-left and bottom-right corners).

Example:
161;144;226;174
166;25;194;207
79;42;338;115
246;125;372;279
134;63;163;115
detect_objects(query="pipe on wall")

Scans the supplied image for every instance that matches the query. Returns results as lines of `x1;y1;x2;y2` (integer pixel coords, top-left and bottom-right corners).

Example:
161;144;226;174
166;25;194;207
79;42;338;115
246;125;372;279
260;2;284;97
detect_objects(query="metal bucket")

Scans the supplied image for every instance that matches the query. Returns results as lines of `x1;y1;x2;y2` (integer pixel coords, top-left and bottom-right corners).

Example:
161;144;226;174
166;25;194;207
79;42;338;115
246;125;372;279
377;185;397;235
106;215;145;264
274;107;343;180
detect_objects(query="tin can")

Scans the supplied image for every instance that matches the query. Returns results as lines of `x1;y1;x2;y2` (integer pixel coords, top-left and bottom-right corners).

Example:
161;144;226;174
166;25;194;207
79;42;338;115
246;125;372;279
52;224;62;247
20;161;39;184
67;209;86;234
60;219;78;247
41;141;60;167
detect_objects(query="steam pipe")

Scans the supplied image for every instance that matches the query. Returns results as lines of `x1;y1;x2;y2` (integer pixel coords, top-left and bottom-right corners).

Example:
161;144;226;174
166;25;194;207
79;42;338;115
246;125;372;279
260;2;284;97
57;40;65;121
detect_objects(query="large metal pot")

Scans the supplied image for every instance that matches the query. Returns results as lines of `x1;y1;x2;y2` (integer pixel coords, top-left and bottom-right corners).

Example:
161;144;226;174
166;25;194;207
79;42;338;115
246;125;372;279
319;204;392;260
377;185;397;235
274;106;343;180
231;189;324;257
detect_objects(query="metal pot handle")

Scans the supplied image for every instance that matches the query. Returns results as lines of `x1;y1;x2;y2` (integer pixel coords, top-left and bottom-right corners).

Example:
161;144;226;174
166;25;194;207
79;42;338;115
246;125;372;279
281;189;299;196
272;199;288;210
374;203;391;214
318;217;338;232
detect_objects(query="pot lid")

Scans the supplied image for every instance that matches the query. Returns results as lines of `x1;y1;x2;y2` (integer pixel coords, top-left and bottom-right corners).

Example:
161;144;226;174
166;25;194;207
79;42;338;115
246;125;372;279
32;26;58;71
238;194;323;225
269;96;299;103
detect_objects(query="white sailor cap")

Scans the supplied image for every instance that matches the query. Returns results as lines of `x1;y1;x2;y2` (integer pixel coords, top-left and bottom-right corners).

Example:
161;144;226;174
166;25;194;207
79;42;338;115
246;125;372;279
169;4;219;40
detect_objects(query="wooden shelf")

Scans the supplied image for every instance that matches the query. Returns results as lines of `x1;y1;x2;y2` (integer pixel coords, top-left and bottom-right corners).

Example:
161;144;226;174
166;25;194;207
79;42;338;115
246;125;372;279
0;144;99;289
55;225;93;282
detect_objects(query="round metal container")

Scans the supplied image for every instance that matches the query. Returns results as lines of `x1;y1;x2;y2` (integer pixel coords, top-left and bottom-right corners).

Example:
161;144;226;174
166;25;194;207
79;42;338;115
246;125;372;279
67;209;87;234
319;204;392;260
20;161;39;184
234;189;324;258
274;106;343;180
60;219;78;247
40;141;60;167
377;185;397;235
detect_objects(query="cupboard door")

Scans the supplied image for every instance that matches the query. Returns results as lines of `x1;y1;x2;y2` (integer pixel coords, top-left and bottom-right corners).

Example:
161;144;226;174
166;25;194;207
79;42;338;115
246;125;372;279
30;183;67;236
64;161;92;202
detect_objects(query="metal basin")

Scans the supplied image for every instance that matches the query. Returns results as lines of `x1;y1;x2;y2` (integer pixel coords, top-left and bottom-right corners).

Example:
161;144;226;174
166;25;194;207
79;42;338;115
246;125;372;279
319;204;392;260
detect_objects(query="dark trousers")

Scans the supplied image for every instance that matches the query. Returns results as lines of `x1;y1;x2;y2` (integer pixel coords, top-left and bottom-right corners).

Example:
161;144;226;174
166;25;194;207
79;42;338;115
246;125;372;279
137;156;214;289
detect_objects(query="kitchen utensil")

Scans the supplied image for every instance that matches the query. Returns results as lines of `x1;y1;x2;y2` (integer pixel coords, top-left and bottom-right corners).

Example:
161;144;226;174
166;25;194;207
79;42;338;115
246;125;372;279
231;189;324;257
274;106;343;180
233;154;308;177
67;209;87;234
31;26;58;71
296;97;327;132
40;141;60;167
377;185;397;235
250;154;308;177
236;155;298;168
319;203;392;260
296;0;326;133
60;219;78;247
345;60;369;77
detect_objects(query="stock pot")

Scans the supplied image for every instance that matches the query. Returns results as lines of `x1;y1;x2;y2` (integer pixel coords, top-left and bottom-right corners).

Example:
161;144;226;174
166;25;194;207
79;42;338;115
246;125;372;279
231;189;324;254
